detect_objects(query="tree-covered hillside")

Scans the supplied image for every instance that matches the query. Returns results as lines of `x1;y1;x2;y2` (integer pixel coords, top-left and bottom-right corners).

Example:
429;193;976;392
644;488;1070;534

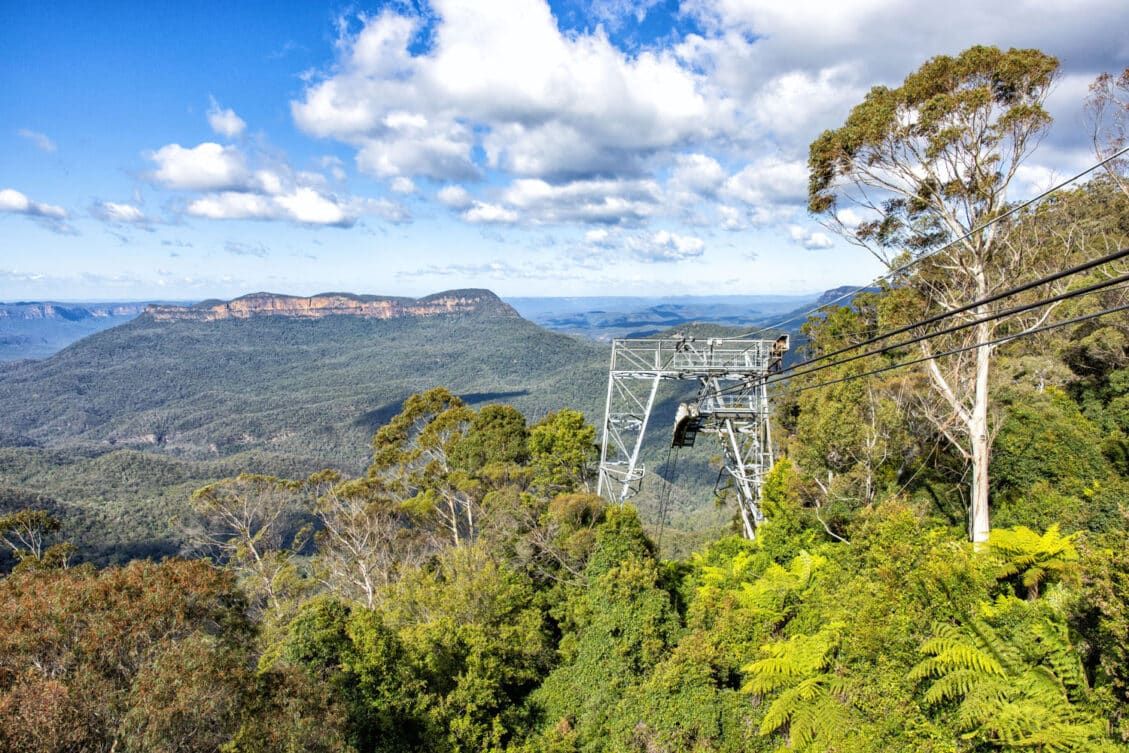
3;48;1129;753
0;307;609;561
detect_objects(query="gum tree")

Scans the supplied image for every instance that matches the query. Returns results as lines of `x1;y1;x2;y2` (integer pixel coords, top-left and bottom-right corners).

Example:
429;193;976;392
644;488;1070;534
808;45;1060;543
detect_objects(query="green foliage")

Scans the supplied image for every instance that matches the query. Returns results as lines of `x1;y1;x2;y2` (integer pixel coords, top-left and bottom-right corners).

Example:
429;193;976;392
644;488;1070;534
911;604;1113;752
991;389;1112;498
0;311;608;562
528;409;598;495
742;624;849;751
0;508;73;572
809;45;1058;238
583;504;654;580
534;555;681;752
6;50;1129;753
989;525;1080;599
1072;529;1129;740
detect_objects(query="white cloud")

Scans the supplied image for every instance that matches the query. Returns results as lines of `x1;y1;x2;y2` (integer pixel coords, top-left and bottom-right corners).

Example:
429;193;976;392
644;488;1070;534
292;1;724;183
502;177;661;224
17;129;56;153
629;230;706;261
670;153;726;196
390;176;416;194
207;97;247;138
437;185;473;208
148;143;250;191
463;202;518;224
93;201;147;224
579;226;706;263
274;187;350;225
0;187;70;232
186;191;275;221
145;140;408;227
585;228;612;244
787;224;835;250
320;155;348;181
0;188;65;219
284;0;1128;235
186;187;407;227
722;157;809;208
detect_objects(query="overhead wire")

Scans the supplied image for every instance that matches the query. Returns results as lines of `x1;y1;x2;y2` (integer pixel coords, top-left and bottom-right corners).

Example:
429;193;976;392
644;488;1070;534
730;143;1129;341
700;263;1129;402
769;265;1129;385
783;293;1129;396
771;245;1129;379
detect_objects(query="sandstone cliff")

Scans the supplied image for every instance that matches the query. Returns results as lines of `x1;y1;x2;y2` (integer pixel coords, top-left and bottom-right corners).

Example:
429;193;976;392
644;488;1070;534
144;289;518;322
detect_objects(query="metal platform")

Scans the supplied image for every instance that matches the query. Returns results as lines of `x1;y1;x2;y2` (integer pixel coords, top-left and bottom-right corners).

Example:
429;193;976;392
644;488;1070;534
596;334;788;539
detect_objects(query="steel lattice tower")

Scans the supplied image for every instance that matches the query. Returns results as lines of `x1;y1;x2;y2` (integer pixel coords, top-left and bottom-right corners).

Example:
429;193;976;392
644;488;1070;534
596;335;788;539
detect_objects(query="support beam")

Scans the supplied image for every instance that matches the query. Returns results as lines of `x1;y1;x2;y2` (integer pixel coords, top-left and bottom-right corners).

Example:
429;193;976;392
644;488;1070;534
597;335;787;539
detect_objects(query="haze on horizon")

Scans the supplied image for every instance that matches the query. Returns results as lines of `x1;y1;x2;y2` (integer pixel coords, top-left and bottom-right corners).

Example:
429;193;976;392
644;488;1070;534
3;0;1128;302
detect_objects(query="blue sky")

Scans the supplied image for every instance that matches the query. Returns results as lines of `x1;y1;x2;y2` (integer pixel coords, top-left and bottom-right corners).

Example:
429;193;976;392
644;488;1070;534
2;0;1127;301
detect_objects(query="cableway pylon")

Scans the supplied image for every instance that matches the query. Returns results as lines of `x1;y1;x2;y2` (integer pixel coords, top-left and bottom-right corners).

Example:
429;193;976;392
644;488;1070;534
596;334;788;539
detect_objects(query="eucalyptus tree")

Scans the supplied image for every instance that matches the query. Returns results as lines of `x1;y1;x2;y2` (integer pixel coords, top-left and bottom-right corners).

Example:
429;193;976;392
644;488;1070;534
1086;67;1129;199
808;45;1061;542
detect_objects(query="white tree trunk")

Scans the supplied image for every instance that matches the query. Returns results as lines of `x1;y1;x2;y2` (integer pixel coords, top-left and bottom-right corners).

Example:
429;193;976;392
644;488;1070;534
968;319;992;545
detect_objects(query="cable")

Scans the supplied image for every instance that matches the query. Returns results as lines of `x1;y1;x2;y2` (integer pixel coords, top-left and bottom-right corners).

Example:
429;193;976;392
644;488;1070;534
733;144;1129;341
654;443;679;556
773;246;1129;379
769;269;1129;385
784;295;1129;396
702;273;1129;404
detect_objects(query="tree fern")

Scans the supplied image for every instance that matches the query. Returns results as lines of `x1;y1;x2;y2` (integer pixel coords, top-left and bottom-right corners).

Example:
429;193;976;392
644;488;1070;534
742;623;848;751
736;550;826;628
989;525;1080;599
911;613;1116;752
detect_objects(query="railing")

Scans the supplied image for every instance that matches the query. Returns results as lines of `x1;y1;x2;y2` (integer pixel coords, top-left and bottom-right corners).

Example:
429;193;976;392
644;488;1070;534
610;338;780;374
699;394;761;413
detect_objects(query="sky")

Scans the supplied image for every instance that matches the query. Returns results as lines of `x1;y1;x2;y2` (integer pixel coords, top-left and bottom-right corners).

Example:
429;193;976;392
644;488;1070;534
2;0;1128;302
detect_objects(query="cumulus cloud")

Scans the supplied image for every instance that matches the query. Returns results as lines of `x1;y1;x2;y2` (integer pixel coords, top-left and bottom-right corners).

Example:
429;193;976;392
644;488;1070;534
283;0;1126;235
144;140;407;227
186;187;408;227
722;157;809;208
185;188;398;227
207;98;247;138
292;0;725;183
17;129;56;153
92;201;149;225
670;153;726;196
502;177;661;224
148;143;250;191
628;230;706;261
0;187;71;232
580;226;706;263
437;185;473;208
390;176;416;194
787;224;835;250
463;202;518;224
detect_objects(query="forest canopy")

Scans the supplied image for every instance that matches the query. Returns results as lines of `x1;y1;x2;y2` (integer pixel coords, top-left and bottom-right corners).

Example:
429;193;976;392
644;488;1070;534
3;50;1129;753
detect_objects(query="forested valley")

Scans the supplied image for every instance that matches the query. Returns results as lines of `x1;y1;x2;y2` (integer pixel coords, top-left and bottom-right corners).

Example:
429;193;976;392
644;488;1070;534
3;49;1129;753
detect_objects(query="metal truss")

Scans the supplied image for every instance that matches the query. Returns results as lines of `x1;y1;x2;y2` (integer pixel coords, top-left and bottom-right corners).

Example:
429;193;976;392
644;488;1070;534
597;334;788;539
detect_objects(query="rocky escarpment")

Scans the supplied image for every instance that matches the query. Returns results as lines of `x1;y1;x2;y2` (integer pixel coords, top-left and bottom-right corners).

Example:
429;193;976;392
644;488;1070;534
0;302;150;321
144;289;519;322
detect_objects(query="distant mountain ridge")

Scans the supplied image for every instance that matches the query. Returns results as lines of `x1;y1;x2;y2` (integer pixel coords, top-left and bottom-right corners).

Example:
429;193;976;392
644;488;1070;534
0;301;158;362
0;301;151;321
145;289;517;322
